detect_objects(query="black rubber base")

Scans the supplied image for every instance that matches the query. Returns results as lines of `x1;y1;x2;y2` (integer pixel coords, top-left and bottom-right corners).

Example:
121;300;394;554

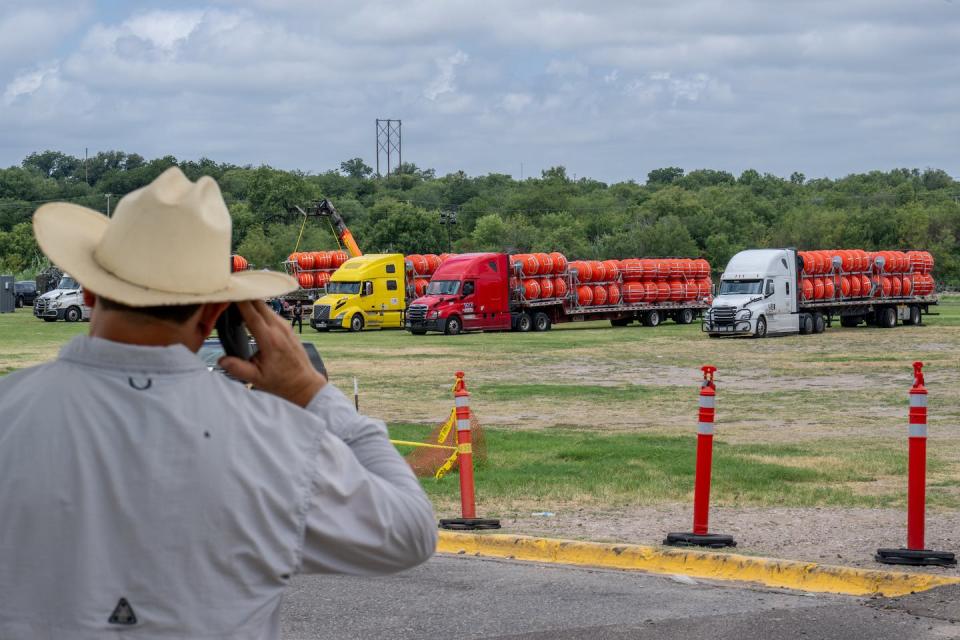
875;548;957;567
664;532;737;549
439;518;501;531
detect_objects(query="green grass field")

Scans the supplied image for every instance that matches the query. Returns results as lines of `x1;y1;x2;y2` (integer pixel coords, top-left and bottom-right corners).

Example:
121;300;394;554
2;296;959;517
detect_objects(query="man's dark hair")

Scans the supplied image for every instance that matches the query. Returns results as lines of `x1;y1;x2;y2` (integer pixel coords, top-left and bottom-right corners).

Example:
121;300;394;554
97;297;202;324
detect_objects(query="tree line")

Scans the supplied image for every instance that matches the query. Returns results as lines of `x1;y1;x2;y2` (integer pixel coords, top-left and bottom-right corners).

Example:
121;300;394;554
1;149;958;286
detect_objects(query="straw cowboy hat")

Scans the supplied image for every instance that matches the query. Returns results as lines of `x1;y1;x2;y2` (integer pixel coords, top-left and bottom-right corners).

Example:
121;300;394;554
33;167;296;306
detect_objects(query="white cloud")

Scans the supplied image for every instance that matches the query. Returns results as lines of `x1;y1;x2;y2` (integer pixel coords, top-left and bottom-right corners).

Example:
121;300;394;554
424;50;469;101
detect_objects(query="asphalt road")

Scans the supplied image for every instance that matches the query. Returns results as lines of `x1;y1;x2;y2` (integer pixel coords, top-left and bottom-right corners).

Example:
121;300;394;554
280;555;960;639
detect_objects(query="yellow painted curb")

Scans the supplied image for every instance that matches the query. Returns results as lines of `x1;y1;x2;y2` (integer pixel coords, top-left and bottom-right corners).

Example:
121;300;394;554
437;532;960;597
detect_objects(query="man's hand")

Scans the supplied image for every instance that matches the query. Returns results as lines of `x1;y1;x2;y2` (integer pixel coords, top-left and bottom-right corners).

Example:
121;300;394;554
219;300;327;407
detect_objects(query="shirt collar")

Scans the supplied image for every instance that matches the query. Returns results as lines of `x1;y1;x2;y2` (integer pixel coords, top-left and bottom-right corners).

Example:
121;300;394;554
58;335;207;374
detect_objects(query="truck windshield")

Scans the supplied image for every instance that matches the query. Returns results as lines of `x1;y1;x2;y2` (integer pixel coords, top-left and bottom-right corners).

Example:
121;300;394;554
719;279;762;295
426;280;460;295
326;281;360;294
57;276;78;290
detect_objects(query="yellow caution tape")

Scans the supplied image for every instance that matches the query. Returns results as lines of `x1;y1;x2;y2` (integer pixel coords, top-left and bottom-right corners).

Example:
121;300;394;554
390;440;457;451
434;451;458;480
436;408;456;445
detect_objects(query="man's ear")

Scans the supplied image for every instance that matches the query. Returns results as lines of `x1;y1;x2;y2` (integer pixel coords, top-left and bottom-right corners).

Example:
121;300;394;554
197;302;230;339
83;289;96;307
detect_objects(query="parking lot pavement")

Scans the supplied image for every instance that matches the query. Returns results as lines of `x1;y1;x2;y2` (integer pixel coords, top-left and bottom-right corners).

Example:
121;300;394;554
281;555;959;639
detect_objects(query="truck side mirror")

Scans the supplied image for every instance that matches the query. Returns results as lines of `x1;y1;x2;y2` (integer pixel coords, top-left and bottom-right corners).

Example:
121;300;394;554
363;282;373;296
765;280;774;297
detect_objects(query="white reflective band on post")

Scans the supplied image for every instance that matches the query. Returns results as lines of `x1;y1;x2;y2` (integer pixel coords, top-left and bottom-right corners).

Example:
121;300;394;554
698;422;715;435
455;396;470;408
909;394;928;408
909;424;928;438
457;418;471;431
699;395;716;409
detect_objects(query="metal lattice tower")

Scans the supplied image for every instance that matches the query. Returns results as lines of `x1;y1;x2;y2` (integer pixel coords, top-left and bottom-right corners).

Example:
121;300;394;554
375;119;402;177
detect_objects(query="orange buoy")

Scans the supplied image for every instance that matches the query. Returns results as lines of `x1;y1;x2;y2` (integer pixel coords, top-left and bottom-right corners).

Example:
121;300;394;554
890;275;902;296
415;278;429;297
900;275;912;296
550;252;568;274
592;284;608;305
298;272;315;289
812;278;824;299
698;279;712;300
620;259;641;281
839;275;851;297
849;274;862;297
881;275;892;297
801;278;814;300
534;252;553;275
823;278;835;299
602;260;620;281
859;274;872;296
407;254;428;274
668;279;684;301
553;277;568;298
591;261;607;282
231;255;247;272
539;277;555;299
523;279;541;299
693;258;710;279
332;250;349;267
655;281;671;301
316;272;331;288
312;251;330;269
298;253;315;270
623;282;646;303
425;254;442;273
574;260;593;282
576;285;593;306
607;283;621;304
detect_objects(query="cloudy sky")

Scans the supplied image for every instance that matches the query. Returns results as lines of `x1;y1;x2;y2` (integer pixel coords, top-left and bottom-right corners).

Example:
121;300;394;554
1;0;957;182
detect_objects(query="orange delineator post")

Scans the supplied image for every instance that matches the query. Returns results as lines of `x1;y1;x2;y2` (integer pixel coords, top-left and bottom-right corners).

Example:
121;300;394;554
876;362;955;566
664;365;735;548
439;371;500;531
454;371;476;519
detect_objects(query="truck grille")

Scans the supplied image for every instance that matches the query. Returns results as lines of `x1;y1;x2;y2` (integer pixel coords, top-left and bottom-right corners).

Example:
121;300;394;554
711;306;736;325
312;305;330;321
407;304;427;322
34;298;48;314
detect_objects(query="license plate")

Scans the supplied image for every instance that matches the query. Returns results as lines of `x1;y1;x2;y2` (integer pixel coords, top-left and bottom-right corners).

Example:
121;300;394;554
316;321;327;327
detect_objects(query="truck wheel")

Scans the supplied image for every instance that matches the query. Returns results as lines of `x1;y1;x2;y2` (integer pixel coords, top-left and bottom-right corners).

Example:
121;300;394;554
610;318;631;327
813;313;826;334
533;312;551;331
642;310;661;327
444;316;462;335
798;314;812;335
65;306;82;323
878;306;896;329
904;305;921;326
676;308;695;325
516;312;532;332
840;315;860;328
754;316;767;338
349;314;364;332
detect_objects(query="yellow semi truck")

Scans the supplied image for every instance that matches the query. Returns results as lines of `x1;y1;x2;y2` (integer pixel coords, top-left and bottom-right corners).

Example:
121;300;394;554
310;254;409;331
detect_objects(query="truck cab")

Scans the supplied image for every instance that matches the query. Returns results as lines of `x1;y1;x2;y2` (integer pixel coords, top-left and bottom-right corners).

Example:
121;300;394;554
406;253;511;335
33;274;91;322
310;254;406;331
705;249;799;337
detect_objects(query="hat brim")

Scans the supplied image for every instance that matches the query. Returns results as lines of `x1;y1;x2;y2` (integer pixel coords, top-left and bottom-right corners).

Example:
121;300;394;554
34;203;298;307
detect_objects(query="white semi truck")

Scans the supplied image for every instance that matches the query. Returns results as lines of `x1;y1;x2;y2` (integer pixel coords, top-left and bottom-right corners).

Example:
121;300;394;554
33;274;90;322
704;248;937;337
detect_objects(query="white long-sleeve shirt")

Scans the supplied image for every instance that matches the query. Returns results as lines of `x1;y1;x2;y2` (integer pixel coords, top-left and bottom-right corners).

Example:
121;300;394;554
0;336;437;639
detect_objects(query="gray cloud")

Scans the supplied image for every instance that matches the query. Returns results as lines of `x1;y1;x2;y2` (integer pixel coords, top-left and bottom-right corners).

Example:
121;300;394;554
0;0;957;182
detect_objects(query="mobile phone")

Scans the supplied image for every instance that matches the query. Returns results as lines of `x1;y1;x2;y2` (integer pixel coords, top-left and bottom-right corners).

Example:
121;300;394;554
215;303;253;360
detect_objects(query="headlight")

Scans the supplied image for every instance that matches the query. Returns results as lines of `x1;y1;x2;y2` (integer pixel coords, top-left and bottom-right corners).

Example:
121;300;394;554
334;313;345;321
736;309;751;320
48;301;59;309
430;311;440;318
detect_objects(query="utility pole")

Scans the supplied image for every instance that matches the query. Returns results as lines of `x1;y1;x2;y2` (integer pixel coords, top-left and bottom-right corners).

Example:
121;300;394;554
105;193;113;217
375;119;402;178
84;147;89;185
440;207;457;252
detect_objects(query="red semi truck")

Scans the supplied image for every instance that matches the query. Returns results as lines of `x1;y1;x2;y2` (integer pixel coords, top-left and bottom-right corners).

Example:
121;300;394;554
405;252;713;335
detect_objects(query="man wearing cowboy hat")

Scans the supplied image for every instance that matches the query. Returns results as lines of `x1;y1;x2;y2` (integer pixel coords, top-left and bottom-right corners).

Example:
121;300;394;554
0;168;437;638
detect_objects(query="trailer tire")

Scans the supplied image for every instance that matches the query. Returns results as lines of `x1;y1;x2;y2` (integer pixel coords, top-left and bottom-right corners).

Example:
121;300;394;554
516;312;532;332
610;318;631;327
676;308;695;325
533;312;551;331
349;313;364;332
878;306;897;329
813;313;826;334
840;315;860;328
444;316;462;335
754;316;767;338
799;314;812;335
642;310;661;327
904;305;921;326
64;306;82;323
